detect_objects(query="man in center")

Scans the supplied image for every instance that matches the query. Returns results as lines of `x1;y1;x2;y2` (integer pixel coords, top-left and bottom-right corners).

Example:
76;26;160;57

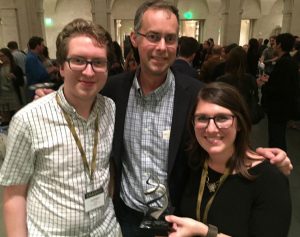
101;1;291;236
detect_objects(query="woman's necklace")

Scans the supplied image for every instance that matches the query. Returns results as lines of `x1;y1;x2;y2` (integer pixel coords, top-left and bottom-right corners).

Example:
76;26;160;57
206;175;220;193
196;159;230;223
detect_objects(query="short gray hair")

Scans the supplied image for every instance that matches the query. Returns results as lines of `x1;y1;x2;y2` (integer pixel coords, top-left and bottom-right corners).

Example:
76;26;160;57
134;0;179;33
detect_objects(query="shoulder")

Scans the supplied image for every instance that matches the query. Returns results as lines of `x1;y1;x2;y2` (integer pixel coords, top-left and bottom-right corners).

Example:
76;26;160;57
172;69;204;91
95;95;116;126
107;71;134;84
97;94;116;112
172;59;189;68
26;52;36;60
14;92;56;119
102;71;134;96
249;160;288;185
9;93;57;135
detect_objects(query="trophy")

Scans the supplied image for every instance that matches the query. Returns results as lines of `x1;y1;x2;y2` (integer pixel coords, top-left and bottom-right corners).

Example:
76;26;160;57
139;175;173;236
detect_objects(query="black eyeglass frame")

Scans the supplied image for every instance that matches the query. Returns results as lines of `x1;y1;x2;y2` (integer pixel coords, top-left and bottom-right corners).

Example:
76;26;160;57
66;57;108;72
193;114;235;130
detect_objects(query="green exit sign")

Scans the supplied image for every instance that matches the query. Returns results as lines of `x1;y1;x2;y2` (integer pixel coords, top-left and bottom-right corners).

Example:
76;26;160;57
44;18;54;27
183;11;193;19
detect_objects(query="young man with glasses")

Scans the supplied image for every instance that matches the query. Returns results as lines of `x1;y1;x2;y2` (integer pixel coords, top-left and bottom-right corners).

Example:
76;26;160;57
0;19;121;236
102;1;292;236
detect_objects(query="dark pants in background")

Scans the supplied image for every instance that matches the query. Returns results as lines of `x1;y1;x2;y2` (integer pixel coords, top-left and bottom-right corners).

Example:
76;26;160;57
267;115;288;152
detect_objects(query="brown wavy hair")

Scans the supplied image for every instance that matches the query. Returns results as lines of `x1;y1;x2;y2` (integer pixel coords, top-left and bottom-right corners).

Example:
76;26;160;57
56;18;112;66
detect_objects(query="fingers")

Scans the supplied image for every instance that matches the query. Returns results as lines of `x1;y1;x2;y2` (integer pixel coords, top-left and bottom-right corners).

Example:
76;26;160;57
279;160;293;176
256;147;275;160
256;147;288;164
256;147;293;176
165;215;183;225
34;88;54;100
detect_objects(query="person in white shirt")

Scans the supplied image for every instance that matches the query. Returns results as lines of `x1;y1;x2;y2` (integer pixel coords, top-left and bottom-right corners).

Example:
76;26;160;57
0;18;121;237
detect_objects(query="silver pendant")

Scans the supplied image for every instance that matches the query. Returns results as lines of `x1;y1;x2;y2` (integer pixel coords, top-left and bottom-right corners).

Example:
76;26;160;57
207;182;218;193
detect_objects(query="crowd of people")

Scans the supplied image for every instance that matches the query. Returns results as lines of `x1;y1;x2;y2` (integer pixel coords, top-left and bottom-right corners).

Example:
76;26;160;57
0;0;298;237
175;32;300;153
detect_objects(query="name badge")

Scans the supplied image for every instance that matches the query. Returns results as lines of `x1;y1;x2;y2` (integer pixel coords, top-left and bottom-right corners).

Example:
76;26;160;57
84;188;104;213
162;130;170;140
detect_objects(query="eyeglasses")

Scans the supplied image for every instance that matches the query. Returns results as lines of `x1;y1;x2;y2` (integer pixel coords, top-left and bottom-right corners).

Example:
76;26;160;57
66;57;108;72
193;114;235;130
137;32;178;45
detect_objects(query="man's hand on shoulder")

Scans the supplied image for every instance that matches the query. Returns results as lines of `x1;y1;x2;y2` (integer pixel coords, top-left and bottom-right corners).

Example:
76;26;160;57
34;88;54;100
256;147;293;175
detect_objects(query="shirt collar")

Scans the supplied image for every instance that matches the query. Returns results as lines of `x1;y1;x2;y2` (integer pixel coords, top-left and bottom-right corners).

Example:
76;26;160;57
132;68;175;101
56;85;100;121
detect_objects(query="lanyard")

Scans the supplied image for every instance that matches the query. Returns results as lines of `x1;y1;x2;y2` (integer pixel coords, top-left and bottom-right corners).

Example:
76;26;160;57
196;159;230;224
56;94;99;182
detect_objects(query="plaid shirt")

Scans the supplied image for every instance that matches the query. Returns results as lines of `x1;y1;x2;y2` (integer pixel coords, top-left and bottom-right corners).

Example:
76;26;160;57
121;69;175;213
0;86;121;237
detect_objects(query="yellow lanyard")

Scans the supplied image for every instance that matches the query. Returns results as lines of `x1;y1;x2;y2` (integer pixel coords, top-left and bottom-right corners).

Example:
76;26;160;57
196;159;230;223
56;94;99;182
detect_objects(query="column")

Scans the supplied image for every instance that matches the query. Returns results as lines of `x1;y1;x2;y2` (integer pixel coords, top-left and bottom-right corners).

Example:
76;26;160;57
92;0;108;29
24;0;45;37
289;0;300;35
281;0;293;33
220;0;242;46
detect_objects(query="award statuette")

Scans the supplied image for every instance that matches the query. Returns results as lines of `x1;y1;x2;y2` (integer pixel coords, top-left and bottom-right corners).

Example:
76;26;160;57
139;175;173;236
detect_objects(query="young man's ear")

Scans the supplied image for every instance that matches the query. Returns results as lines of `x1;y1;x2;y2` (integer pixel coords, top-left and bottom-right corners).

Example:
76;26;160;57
59;64;65;78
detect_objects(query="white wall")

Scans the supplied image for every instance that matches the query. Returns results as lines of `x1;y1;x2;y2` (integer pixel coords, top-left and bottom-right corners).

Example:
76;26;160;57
43;0;92;58
251;0;283;39
0;0;20;48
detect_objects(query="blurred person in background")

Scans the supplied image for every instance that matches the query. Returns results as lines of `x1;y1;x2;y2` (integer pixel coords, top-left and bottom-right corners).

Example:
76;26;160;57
261;33;299;151
0;48;24;124
246;38;260;77
172;36;199;79
25;36;56;102
7;41;26;74
109;41;125;76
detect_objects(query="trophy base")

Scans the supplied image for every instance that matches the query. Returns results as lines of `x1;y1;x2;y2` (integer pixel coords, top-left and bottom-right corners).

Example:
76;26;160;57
139;217;171;236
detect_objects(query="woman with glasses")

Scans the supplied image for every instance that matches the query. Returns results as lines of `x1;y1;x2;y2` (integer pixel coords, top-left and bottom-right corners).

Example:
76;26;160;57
165;82;291;237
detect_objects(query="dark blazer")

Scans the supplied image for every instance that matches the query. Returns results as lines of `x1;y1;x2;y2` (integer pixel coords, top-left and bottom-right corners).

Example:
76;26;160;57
172;59;199;79
101;69;204;211
261;53;299;121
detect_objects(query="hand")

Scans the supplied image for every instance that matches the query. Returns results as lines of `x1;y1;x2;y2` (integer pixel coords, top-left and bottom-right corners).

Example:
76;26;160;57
165;215;208;237
257;74;269;87
256;147;293;175
8;73;16;80
34;88;54;100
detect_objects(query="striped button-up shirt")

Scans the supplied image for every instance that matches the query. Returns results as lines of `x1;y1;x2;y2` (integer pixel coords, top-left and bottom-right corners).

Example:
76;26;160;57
121;69;175;213
0;86;121;236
